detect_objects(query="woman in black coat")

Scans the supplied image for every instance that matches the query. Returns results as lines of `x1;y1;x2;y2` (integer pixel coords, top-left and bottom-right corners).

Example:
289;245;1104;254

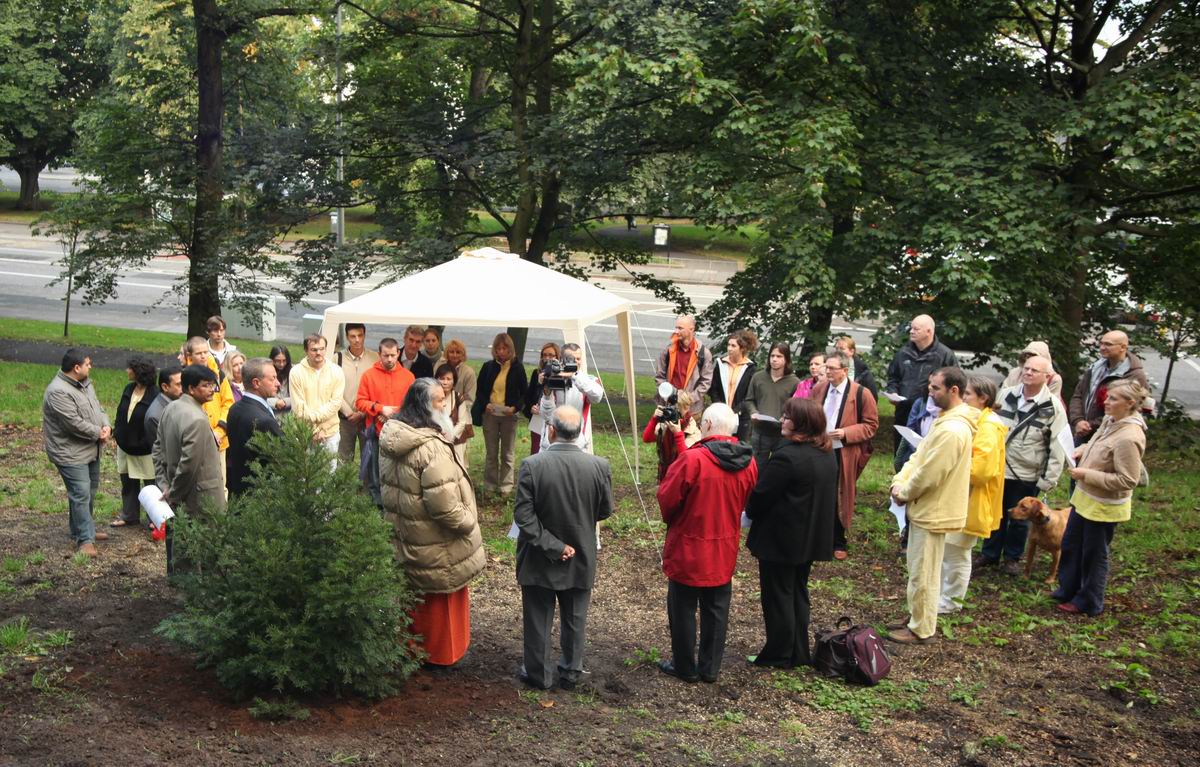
471;332;528;495
113;356;158;527
745;396;838;668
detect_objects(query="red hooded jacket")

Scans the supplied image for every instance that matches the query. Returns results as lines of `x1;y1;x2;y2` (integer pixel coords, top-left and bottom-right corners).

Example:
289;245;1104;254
657;435;758;587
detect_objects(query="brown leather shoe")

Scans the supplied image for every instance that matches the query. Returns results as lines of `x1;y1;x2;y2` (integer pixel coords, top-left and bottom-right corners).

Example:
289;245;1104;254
93;531;110;541
833;549;848;561
887;627;932;644
77;543;99;558
886;617;912;631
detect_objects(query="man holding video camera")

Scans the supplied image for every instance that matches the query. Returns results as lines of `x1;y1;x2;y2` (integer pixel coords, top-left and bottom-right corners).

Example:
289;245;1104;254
535;343;605;454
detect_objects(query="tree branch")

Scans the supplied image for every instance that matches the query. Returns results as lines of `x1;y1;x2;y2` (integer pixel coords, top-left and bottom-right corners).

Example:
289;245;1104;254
1090;0;1178;87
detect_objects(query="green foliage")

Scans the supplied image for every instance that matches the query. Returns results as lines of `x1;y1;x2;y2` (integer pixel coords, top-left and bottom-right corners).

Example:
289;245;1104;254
0;0;108;207
0;616;32;653
771;668;926;731
156;418;421;698
248;696;311;721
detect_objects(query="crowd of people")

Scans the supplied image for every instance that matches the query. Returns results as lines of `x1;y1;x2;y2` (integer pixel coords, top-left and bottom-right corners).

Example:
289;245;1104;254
39;311;1151;688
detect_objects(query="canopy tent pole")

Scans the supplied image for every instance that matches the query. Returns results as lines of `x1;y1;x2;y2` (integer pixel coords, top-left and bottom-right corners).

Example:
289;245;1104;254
615;310;639;485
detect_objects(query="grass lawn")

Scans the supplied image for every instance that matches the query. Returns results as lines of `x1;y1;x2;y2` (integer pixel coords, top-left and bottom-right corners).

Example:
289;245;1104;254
0;318;278;359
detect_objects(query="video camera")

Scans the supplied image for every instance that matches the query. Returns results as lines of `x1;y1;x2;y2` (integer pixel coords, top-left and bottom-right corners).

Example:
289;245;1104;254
543;352;579;391
656;381;680;424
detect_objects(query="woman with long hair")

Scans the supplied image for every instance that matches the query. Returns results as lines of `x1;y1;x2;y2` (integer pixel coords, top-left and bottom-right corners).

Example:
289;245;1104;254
436;363;473;466
1054;380;1148;616
744;343;800;467
268;345;292;416
470;333;527;495
745;397;838;668
444;339;476;409
224;351;247;403
113;356;158;528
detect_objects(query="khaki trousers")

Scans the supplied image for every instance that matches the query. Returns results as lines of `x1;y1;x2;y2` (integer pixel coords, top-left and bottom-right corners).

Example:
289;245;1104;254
906;524;946;639
482;411;518;494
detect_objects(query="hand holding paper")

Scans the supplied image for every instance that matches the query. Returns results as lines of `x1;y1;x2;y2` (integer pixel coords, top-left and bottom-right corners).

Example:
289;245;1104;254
884;392;906;404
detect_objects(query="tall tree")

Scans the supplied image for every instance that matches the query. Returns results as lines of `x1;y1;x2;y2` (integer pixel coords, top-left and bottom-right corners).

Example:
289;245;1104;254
339;0;721;354
0;0;107;209
72;0;331;335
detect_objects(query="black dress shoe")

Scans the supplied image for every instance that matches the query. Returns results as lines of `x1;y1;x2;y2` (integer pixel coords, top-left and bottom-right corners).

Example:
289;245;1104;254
658;660;699;684
516;670;549;690
699;674;718;684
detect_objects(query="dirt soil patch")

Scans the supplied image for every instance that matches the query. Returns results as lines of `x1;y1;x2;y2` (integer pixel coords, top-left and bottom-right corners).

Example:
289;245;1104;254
1;426;1197;766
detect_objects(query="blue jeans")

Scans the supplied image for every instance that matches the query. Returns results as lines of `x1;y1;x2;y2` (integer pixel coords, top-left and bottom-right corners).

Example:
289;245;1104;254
1053;510;1117;615
980;479;1039;563
56;461;100;545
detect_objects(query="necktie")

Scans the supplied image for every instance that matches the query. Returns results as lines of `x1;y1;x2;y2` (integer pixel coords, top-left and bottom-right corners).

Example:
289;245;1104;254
825;385;840;430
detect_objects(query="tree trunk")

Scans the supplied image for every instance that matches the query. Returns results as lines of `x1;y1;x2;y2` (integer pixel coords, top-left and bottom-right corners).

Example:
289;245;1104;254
14;160;42;210
507;0;535;259
188;0;226;337
1158;328;1181;415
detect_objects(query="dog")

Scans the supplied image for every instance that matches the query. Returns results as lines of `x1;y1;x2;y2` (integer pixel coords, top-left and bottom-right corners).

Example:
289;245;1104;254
1009;496;1071;583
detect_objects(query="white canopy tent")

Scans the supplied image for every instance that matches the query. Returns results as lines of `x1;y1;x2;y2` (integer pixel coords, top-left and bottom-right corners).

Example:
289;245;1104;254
319;247;640;471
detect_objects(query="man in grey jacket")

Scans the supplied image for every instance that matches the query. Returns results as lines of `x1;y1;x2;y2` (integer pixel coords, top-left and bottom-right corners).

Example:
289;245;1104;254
513;406;613;690
154;364;227;575
42;349;112;557
979;354;1068;575
143;365;183;449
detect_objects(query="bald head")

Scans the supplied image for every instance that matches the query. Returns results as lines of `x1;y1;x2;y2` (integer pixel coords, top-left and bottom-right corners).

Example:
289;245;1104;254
910;314;935;349
1099;330;1129;363
1020;353;1053;394
674;315;697;347
549;405;582;443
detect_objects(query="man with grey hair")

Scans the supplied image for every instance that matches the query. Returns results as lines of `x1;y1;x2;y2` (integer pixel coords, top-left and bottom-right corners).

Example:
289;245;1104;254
514;406;613;690
1068;329;1148;444
226;358;283;497
655;314;714;418
885;314;958;457
655;403;758;683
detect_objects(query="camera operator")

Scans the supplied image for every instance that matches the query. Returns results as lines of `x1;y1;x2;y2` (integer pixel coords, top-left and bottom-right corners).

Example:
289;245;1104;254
536;343;605;454
642;387;702;481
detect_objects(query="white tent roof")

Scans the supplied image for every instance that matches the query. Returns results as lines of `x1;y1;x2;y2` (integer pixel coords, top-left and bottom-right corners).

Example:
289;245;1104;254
321;247;634;329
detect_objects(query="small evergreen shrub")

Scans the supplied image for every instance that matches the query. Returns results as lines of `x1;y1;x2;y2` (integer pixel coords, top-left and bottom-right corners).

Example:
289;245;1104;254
157;418;420;697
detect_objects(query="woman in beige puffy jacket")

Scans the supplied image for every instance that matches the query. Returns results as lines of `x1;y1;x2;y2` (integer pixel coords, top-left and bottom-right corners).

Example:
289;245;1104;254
380;378;486;667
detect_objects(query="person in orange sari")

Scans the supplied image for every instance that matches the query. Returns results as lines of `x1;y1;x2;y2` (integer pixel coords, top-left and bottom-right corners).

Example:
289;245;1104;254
380;378;485;667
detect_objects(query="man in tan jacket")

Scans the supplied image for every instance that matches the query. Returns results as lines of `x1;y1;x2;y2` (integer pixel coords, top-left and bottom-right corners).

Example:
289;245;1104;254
335;323;379;469
889;367;977;644
290;334;345;459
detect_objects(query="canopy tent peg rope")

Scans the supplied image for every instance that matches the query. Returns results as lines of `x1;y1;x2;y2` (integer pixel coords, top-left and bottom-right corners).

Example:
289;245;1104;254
583;329;664;566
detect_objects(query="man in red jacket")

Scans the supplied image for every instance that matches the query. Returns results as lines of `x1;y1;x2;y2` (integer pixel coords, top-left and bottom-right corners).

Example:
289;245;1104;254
656;403;758;683
355;339;415;506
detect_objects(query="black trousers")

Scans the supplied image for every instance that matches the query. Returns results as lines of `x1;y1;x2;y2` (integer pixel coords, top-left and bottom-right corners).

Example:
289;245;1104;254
119;473;153;525
754;560;813;668
666;579;732;680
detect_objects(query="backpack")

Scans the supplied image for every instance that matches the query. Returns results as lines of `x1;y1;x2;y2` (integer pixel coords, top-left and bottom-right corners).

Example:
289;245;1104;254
814;617;892;686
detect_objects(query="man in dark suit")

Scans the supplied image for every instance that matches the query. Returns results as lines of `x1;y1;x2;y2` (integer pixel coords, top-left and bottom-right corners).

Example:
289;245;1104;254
153;364;227;575
144;365;182;449
226;357;283;496
513;406;613;690
400;325;435;379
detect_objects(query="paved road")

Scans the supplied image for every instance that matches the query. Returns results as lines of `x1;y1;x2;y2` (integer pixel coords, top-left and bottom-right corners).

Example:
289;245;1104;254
0;166;87;196
2;168;1196;414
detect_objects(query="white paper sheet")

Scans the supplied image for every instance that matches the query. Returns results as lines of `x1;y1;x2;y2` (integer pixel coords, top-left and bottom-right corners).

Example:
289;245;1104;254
137;485;175;527
1057;426;1077;468
508;521;519;540
750;413;779;423
740;511;752;529
884;392;907;404
894;425;923;449
831;438;844;450
889;498;907;533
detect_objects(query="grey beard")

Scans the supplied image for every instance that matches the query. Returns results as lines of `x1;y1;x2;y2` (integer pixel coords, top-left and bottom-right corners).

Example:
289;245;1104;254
432;410;455;438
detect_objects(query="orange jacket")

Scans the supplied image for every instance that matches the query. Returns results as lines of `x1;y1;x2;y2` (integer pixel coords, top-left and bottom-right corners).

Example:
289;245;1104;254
356;361;416;433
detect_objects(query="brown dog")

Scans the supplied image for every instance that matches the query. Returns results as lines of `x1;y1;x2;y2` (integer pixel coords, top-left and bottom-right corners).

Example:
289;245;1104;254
1009;496;1071;583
